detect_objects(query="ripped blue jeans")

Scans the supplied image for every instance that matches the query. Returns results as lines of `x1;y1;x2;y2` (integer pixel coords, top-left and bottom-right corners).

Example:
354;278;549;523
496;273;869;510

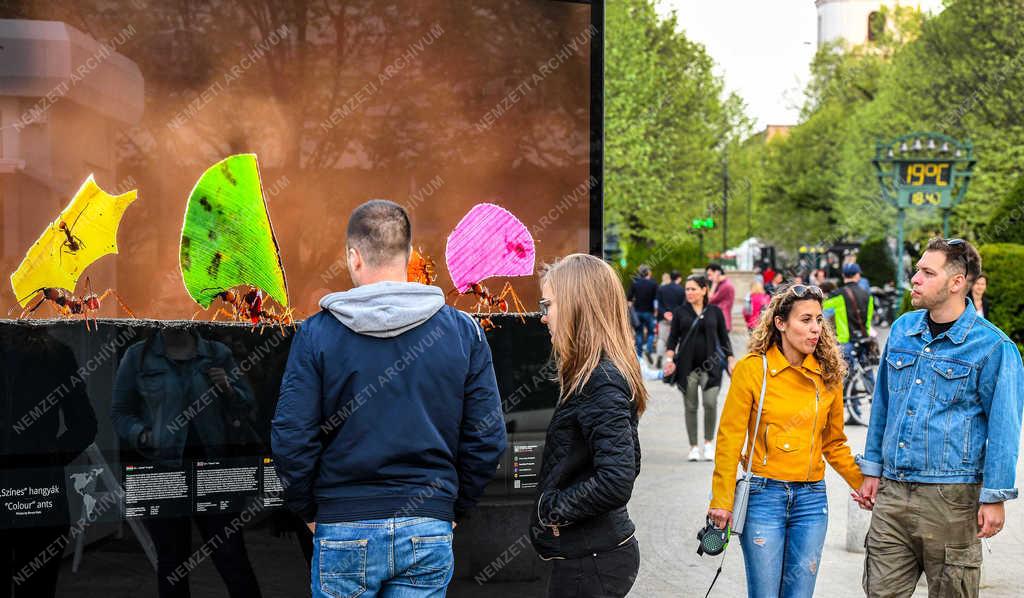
738;476;829;598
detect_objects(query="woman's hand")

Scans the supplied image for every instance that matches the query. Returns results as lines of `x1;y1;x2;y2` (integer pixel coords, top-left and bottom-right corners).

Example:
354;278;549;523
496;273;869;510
707;508;732;530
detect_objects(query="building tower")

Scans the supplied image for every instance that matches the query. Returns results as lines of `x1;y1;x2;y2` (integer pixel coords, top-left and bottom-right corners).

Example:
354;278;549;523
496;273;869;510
815;0;944;48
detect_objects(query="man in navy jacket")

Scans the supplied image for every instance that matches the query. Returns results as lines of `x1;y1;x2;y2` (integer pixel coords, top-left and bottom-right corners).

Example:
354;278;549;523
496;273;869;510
271;199;507;597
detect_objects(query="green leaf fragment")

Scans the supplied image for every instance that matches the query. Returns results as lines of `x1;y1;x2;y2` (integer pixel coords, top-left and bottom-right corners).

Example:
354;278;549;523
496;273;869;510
179;154;288;309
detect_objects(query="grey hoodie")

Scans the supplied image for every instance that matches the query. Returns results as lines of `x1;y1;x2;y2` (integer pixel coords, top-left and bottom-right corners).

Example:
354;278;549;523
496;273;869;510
319;281;446;338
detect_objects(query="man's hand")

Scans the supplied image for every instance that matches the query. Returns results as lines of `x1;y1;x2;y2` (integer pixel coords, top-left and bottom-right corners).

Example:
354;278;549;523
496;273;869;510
726;356;737;376
857;476;879;510
663;360;676;376
306;522;316;534
207;367;234;396
707;508;732;530
978;502;1005;538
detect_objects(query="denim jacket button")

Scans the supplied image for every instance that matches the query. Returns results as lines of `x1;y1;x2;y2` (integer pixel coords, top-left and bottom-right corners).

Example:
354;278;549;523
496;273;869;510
898;441;905;448
915;379;922;384
924;347;930;353
897;360;902;366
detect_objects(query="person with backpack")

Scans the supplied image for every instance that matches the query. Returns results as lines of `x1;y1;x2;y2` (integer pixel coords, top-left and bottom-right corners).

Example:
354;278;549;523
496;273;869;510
822;263;874;372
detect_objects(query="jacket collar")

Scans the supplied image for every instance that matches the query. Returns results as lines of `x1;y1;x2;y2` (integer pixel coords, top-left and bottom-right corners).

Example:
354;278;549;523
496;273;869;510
906;298;976;344
766;344;822;377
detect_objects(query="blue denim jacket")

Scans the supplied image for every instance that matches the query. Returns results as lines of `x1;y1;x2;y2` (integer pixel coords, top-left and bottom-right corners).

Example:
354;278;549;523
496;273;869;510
858;302;1024;503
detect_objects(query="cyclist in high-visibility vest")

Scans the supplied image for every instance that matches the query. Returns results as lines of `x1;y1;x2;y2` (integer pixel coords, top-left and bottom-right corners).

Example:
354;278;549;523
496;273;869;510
823;263;874;370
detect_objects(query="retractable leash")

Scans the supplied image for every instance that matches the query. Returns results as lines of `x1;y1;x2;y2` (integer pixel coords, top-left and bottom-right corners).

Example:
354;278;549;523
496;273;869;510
696;516;730;597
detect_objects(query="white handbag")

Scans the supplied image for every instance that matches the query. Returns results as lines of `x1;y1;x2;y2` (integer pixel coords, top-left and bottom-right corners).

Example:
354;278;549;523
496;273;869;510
730;354;768;535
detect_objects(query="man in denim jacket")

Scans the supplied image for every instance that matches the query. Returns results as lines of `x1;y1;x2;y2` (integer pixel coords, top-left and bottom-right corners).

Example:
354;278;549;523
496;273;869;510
856;238;1024;598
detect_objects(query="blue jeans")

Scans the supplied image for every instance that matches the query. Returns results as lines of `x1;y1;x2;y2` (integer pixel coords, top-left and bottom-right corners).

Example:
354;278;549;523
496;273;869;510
739;477;829;598
634;311;656;355
312;517;454;598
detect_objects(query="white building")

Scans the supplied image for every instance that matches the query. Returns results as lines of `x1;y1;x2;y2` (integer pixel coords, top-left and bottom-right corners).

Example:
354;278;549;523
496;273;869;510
815;0;945;47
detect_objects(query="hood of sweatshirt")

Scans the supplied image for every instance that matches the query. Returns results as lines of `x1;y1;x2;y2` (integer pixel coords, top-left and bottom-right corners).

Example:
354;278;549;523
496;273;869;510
319;281;446;338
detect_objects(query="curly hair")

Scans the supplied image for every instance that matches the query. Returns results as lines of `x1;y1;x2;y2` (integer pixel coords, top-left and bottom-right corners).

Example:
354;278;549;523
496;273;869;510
747;284;847;389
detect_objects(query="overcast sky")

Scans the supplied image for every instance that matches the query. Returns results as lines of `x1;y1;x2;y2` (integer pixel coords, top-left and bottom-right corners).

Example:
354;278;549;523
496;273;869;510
654;1;945;130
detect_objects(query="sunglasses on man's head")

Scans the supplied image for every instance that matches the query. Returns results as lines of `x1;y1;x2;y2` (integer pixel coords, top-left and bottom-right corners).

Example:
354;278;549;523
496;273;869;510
942;238;969;275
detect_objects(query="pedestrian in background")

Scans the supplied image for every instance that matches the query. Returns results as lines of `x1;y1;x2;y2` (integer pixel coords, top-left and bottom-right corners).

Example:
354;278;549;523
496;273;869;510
706;263;736;331
532;254;644;598
709;283;865;598
766;271;785;295
744;280;771;331
655;270;685;368
664;275;735;462
971;273;990;318
272;200;507;598
628;264;658;363
857;239;1024;598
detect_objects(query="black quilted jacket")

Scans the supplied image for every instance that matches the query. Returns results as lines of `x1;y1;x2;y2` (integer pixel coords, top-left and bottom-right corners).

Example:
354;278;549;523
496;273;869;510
530;360;641;559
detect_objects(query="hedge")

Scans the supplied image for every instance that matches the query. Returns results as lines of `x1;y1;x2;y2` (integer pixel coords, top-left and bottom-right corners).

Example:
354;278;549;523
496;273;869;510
978;243;1024;349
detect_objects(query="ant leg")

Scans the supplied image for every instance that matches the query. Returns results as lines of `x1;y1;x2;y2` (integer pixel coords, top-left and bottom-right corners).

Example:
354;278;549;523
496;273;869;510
213;308;235;322
95;289;137;319
20;295;47;319
499;283;528;323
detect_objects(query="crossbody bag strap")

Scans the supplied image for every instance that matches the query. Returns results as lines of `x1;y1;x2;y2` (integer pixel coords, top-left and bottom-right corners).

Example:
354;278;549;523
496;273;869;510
674;306;707;354
844;286;868;337
743;354;769;476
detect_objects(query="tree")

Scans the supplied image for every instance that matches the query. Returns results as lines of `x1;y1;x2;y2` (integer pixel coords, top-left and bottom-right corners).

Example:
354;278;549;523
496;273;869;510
605;0;749;252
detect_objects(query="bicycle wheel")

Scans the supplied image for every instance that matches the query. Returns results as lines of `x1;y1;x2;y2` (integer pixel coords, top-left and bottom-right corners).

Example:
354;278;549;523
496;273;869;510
844;366;874;426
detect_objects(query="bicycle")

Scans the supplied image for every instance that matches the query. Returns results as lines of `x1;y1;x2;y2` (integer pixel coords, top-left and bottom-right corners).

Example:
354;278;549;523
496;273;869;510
844;337;877;426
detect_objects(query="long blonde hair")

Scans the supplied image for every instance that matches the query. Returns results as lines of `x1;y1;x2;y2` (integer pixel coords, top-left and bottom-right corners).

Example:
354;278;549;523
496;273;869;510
541;254;648;415
747;284;847;389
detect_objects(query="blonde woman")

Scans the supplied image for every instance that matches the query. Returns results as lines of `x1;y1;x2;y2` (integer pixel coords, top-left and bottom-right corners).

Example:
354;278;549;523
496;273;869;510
530;254;646;598
708;283;866;597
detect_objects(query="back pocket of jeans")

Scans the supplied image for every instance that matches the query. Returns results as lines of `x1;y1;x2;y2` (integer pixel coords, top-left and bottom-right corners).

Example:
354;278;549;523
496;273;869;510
319;539;367;598
409;534;454;587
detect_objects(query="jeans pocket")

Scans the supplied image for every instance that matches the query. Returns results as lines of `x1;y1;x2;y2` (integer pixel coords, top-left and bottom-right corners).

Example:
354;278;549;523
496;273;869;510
318;539;368;598
937;543;982;598
408;534;454;587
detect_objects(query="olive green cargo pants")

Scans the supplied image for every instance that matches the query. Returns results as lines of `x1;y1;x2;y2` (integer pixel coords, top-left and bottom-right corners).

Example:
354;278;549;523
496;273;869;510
863;478;983;598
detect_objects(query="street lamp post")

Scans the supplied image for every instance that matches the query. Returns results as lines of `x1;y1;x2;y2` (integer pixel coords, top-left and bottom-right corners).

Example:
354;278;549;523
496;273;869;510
872;132;975;290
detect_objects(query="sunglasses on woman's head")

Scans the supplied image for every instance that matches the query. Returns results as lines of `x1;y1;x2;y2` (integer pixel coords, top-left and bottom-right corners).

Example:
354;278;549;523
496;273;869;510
539;298;551;317
789;284;824;300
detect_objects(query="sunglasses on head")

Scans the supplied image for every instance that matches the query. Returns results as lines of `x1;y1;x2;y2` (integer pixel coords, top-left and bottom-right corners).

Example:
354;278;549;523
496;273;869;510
942;238;969;275
539;298;551;317
789;284;824;300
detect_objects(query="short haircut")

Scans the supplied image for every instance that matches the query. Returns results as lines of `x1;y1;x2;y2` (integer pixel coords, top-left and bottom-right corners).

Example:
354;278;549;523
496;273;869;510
670;270;681;282
346;200;412;267
706;263;724;274
925;237;981;283
638;264;651;277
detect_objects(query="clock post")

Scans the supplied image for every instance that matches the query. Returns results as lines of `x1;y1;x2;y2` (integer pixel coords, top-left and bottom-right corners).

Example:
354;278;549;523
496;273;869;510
872;132;975;290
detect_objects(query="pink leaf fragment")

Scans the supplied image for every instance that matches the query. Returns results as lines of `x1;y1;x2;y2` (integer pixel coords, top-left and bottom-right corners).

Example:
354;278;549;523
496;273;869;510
445;203;536;293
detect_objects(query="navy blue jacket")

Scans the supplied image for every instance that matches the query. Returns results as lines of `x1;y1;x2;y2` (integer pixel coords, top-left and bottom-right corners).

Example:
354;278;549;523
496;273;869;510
271;306;506;523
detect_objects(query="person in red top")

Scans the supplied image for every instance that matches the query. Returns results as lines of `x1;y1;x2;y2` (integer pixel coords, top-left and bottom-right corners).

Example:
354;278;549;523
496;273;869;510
706;263;735;331
744;280;771;330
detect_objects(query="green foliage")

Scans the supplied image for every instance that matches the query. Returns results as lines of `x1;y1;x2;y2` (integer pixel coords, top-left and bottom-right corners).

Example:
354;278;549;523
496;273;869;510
858;237;896;285
612;236;702;288
978;244;1024;346
979;176;1024;245
737;0;1024;257
606;0;750;248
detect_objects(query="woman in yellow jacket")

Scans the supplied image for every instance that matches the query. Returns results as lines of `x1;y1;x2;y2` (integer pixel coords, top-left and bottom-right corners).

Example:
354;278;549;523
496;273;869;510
708;283;867;598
